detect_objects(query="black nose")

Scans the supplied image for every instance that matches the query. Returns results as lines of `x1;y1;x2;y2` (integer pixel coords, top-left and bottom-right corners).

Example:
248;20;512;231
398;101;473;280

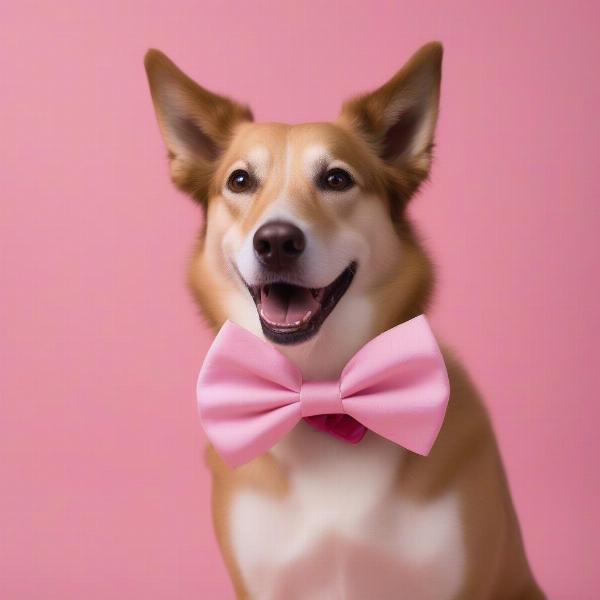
253;221;306;270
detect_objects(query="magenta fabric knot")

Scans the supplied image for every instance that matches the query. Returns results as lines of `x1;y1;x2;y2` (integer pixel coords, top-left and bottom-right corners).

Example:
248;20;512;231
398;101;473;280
303;414;368;444
300;380;342;417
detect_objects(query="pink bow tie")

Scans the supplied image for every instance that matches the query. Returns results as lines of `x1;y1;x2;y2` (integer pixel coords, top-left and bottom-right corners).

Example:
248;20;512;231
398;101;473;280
197;315;449;468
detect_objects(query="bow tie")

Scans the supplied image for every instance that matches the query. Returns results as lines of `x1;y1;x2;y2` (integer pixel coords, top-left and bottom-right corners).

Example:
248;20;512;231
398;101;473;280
197;315;449;468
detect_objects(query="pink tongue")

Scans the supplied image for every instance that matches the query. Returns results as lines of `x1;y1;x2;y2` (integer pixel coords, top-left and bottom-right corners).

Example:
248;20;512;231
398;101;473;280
261;285;321;325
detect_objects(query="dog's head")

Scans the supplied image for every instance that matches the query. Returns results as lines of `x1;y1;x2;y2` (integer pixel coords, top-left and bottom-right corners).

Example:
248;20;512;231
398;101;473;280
145;43;442;372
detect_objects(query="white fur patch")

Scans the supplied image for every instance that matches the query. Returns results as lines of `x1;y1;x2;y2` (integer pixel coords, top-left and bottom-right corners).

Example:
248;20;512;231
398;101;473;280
231;426;466;600
247;144;271;181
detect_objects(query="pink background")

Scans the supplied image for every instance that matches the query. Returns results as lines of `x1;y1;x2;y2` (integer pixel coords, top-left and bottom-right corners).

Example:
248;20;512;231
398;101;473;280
2;1;599;598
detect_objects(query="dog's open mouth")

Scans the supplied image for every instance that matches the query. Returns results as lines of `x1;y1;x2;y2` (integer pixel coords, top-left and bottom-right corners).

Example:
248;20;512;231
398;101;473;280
247;262;357;345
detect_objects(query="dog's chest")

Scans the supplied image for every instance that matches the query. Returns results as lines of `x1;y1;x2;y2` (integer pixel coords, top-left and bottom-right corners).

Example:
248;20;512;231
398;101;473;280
229;426;466;600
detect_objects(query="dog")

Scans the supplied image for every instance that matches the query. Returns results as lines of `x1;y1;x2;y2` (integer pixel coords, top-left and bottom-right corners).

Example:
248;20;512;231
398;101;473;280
144;42;544;600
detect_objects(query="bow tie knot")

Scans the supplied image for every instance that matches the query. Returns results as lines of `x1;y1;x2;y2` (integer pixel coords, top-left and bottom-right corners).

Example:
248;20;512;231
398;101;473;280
300;380;343;417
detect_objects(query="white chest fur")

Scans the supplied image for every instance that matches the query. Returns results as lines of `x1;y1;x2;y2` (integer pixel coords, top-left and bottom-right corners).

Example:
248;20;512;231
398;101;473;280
230;422;466;600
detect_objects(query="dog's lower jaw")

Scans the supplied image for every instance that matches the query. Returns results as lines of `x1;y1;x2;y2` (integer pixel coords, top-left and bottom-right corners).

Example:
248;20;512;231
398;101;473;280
274;293;376;380
254;262;358;346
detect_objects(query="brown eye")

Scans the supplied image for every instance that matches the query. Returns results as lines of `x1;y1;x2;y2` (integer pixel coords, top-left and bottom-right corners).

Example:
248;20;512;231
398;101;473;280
322;168;354;192
227;169;253;193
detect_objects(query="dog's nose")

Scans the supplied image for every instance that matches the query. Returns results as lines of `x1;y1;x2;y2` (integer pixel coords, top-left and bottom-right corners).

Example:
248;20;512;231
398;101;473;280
253;221;306;270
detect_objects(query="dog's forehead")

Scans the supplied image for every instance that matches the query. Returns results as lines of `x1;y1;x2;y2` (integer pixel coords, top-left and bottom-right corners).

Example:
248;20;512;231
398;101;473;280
227;122;368;173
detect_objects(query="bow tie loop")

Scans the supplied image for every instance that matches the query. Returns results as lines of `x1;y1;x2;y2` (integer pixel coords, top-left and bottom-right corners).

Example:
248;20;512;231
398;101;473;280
300;380;343;417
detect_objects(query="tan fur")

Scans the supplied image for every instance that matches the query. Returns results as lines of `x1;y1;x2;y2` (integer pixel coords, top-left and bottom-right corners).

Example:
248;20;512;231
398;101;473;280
145;42;544;599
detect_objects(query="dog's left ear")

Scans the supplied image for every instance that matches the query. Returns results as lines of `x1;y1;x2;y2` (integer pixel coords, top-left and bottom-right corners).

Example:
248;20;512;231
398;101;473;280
338;42;442;195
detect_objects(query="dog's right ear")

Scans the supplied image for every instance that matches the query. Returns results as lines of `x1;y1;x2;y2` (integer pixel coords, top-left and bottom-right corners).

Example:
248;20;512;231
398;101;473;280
144;49;253;200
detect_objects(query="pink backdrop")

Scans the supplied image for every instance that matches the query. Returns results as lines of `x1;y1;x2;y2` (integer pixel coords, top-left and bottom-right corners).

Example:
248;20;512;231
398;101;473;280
2;1;599;598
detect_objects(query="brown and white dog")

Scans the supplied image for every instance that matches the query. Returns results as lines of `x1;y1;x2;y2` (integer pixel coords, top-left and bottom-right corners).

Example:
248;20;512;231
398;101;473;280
144;42;544;600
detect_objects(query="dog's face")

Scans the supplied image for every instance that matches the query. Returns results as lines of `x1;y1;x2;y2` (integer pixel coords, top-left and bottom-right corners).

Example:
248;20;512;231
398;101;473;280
145;44;441;361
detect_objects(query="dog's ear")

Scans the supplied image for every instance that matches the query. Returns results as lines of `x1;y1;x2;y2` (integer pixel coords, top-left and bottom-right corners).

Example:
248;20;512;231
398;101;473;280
338;42;442;198
144;49;253;200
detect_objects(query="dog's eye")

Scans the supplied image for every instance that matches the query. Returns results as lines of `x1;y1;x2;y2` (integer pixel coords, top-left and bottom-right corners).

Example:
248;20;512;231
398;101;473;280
227;169;254;193
321;168;354;192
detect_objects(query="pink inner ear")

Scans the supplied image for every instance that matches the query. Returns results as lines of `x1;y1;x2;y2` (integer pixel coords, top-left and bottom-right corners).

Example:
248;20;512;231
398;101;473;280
381;107;422;162
304;414;368;444
172;115;218;161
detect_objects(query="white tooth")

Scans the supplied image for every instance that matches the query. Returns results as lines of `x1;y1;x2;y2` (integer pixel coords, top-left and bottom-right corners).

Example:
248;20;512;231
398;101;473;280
302;310;312;322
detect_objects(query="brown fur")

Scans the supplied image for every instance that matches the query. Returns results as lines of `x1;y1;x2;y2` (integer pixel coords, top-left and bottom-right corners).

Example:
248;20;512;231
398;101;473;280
144;42;544;599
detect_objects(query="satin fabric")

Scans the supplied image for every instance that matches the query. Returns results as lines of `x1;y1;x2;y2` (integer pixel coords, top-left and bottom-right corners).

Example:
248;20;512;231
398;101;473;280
197;315;450;468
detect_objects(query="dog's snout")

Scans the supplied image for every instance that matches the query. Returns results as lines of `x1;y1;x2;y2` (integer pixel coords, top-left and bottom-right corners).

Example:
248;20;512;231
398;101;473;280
253;221;306;270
